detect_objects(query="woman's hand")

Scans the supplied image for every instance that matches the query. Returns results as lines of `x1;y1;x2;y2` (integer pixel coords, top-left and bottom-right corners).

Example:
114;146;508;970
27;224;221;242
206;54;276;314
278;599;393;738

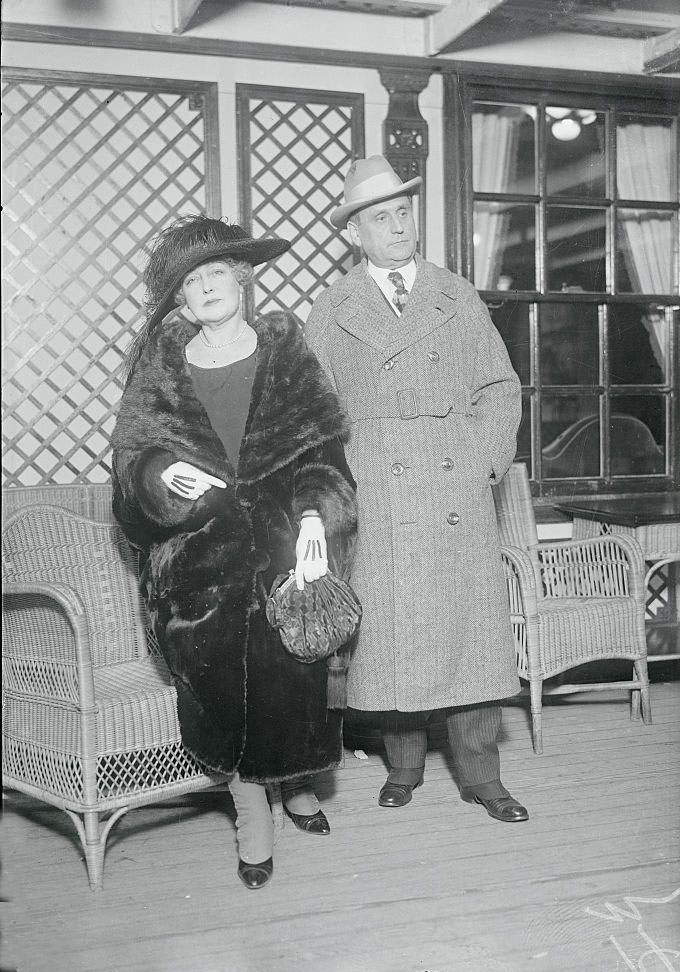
161;460;227;499
295;512;328;591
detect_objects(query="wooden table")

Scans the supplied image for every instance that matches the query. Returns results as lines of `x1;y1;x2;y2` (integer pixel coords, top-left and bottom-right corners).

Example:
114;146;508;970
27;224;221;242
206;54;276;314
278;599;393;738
556;493;680;661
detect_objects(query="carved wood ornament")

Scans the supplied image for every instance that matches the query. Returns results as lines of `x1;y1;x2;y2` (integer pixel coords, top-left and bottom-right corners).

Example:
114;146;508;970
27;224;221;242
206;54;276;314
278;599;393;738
379;67;432;256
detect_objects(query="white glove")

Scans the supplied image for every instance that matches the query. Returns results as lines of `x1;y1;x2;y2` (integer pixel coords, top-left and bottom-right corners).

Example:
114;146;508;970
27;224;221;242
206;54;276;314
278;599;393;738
161;461;226;499
294;512;328;591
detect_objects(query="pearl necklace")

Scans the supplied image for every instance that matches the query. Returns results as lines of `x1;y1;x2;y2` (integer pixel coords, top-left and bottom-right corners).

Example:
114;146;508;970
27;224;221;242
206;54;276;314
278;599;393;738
199;323;247;348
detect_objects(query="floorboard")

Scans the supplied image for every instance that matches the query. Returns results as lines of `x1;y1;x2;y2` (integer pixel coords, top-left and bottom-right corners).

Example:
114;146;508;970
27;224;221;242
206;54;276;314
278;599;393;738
2;684;679;972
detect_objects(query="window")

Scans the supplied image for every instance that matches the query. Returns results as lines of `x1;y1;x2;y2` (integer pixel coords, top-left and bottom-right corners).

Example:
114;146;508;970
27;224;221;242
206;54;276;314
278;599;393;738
447;80;679;496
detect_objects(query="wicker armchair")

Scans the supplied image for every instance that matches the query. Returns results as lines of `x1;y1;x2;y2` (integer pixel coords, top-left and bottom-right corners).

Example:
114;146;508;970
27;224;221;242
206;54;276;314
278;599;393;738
2;487;229;890
493;464;651;754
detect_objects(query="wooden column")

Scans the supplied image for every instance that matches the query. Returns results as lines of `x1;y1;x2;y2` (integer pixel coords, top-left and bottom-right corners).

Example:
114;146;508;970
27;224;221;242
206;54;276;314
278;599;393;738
379;67;432;255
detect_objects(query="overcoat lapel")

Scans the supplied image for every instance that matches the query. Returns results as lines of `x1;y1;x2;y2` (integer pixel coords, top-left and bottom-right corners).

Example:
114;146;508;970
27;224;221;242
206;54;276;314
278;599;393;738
330;257;460;356
386;257;460;358
331;263;401;351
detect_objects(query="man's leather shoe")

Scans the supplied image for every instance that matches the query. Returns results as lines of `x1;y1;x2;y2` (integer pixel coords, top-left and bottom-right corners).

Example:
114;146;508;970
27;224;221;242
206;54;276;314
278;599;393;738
284;808;331;835
462;790;529;822
238;857;274;889
378;778;423;808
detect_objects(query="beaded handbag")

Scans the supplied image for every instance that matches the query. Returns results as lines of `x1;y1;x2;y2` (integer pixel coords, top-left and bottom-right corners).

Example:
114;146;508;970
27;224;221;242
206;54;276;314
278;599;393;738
265;570;362;663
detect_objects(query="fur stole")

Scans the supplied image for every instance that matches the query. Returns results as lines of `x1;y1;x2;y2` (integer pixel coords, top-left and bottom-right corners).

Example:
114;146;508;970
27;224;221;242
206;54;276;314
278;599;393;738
113;308;350;488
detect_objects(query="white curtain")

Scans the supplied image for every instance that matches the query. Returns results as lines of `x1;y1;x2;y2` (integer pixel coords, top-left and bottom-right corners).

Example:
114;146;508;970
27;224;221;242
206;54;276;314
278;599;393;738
472;111;521;289
617;121;672;370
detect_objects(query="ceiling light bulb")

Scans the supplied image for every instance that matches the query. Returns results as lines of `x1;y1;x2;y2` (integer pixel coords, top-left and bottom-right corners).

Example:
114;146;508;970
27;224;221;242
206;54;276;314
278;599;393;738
579;110;597;125
552;118;581;141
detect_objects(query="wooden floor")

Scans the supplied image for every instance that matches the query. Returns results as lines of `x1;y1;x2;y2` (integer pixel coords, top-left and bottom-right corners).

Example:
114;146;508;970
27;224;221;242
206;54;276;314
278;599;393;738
2;684;679;972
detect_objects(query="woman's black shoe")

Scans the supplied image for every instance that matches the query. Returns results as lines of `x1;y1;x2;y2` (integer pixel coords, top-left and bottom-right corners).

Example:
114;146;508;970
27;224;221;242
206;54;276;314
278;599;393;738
238;857;274;889
284;807;331;835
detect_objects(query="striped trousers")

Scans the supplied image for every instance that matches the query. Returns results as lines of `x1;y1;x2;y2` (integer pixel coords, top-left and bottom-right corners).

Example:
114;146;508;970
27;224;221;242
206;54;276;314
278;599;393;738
381;703;507;795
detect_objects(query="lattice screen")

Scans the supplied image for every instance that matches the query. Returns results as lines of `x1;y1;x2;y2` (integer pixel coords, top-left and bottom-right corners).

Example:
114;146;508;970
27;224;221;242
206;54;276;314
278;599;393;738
237;85;365;322
2;72;219;486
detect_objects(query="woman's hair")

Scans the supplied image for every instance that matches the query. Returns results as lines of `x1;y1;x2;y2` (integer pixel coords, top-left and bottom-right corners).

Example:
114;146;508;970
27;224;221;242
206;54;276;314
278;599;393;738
124;216;254;378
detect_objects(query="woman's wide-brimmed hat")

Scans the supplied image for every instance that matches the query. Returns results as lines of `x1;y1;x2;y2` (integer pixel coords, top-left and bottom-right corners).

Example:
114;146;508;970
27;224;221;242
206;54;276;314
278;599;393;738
330;156;421;229
144;215;291;321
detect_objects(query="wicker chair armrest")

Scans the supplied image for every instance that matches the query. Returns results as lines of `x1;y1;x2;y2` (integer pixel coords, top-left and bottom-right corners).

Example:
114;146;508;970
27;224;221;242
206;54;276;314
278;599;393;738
4;579;85;618
2;580;96;707
535;533;646;600
500;545;540;617
499;545;538;679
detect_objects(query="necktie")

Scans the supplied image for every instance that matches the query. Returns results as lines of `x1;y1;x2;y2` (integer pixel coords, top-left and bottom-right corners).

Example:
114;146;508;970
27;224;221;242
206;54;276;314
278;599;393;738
387;270;408;314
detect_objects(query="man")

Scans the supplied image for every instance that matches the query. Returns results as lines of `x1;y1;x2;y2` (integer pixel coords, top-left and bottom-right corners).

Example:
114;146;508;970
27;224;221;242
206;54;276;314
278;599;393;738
305;155;528;823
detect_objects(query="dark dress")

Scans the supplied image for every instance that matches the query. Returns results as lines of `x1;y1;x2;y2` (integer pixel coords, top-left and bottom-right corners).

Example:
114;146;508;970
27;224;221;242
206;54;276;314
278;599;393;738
188;352;256;466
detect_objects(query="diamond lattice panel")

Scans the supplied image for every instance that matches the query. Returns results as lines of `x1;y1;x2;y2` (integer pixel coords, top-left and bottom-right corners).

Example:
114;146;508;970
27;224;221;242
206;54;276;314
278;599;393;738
242;90;363;322
2;79;211;486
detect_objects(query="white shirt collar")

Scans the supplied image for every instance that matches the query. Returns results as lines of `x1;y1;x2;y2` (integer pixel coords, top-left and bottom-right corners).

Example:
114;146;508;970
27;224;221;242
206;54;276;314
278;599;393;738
367;259;417;291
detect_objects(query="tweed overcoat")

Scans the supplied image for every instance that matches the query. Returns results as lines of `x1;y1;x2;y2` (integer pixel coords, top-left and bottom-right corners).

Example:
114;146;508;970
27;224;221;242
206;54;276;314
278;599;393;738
306;257;521;711
111;308;357;781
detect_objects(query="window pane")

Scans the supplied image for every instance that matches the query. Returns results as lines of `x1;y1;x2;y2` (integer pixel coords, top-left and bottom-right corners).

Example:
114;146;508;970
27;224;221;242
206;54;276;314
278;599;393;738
489;302;531;383
616;209;674;293
617;114;675;202
540;303;599;384
472;102;535;195
541;394;600;478
609;304;667;384
546;107;606;198
610;396;665;475
473;202;536;290
547;206;606;292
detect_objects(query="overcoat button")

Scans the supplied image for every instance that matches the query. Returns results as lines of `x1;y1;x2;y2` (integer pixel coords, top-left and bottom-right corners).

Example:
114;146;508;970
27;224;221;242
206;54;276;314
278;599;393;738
383;359;395;371
427;350;440;362
446;511;460;525
441;457;454;471
391;463;405;476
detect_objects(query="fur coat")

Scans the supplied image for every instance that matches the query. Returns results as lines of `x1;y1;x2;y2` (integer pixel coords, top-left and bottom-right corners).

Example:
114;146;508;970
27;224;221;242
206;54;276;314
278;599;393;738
111;308;357;782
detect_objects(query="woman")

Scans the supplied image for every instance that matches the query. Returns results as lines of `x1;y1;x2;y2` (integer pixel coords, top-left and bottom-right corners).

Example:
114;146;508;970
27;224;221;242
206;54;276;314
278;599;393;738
111;215;357;890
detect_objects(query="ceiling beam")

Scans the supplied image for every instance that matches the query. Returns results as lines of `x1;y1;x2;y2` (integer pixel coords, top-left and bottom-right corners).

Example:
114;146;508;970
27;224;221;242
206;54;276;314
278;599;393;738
644;27;680;75
150;0;205;34
278;0;448;10
427;0;509;55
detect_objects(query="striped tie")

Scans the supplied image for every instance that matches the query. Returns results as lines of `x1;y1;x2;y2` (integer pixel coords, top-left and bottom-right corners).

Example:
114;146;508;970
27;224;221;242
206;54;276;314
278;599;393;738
387;270;408;313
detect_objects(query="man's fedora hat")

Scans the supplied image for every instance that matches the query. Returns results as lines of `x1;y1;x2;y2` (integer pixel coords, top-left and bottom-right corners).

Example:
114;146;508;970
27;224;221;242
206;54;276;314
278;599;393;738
330;156;421;229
